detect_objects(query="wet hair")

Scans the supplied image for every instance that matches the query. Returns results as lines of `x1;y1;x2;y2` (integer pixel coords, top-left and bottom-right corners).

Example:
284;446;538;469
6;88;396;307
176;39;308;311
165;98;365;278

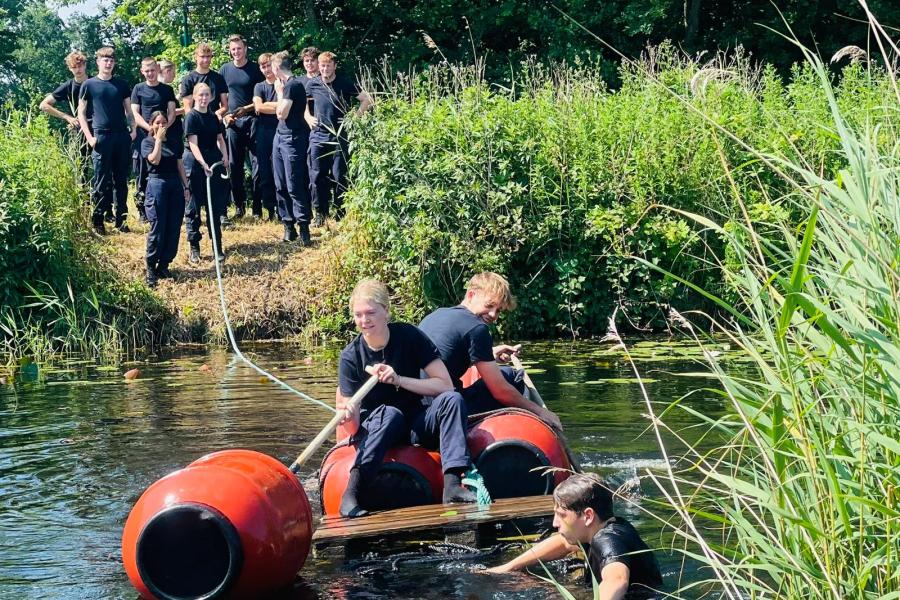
140;56;158;68
465;272;517;311
194;42;213;57
148;110;166;124
258;52;272;64
65;51;86;68
318;51;337;63
95;47;116;59
271;51;293;72
192;82;211;96
349;279;390;313
300;46;320;59
227;34;247;47
553;474;614;520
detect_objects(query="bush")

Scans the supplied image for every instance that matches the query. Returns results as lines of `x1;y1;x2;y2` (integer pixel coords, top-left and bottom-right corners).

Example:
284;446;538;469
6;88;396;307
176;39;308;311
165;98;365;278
0;110;172;361
340;49;896;337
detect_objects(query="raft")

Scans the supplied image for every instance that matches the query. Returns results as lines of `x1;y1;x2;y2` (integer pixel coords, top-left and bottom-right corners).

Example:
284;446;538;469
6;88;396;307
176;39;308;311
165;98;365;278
319;407;573;517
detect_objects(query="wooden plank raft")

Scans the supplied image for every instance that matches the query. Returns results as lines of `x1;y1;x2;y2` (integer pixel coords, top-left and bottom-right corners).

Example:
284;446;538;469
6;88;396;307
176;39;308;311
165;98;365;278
313;495;555;545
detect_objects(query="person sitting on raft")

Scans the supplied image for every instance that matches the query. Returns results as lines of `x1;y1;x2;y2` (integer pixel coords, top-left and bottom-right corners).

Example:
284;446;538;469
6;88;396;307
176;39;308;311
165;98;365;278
485;473;664;599
419;272;562;430
336;279;477;518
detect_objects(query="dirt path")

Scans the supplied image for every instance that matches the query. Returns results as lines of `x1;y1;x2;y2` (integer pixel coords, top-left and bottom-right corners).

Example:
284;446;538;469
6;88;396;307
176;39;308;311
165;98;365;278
105;217;346;342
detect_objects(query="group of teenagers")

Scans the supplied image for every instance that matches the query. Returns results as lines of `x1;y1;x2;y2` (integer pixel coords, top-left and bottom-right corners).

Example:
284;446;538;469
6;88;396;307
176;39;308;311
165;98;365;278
337;272;664;599
39;38;370;287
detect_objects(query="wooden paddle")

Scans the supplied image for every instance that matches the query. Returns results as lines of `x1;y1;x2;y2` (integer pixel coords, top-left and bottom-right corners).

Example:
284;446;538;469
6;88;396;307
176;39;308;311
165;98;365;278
510;354;583;473
289;365;378;474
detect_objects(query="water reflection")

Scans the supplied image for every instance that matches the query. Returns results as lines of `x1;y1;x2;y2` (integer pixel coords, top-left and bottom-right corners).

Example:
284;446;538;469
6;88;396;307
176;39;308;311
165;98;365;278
0;340;729;599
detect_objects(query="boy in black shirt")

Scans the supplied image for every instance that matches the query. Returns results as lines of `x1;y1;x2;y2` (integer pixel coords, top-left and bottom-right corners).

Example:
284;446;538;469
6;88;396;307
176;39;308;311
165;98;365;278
39;51;93;187
304;51;371;224
486;473;664;599
131;57;177;223
272;51;312;244
78;46;136;234
179;42;228;118
252;52;278;220
221;35;264;219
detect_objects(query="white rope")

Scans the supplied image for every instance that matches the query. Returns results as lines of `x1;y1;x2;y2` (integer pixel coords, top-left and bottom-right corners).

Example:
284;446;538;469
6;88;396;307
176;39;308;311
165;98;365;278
204;162;336;414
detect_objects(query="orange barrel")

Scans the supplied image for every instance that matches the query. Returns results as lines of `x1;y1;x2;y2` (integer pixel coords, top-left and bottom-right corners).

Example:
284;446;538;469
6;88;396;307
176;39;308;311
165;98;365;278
319;443;443;516
122;449;313;600
467;409;571;499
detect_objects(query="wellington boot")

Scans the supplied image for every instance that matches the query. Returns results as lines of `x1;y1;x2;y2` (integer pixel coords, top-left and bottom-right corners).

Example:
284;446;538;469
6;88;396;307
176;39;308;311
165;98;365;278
339;468;369;518
299;222;311;247
443;472;477;504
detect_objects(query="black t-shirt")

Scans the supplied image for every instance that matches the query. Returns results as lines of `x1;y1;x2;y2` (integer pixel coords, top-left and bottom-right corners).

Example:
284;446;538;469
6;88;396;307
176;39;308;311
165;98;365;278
221;61;264;112
253;80;278;130
305;74;359;134
179;70;227;113
52;79;92;131
79;77;131;132
276;76;310;135
131;82;177;125
184;109;224;163
338;323;440;420
419;306;495;388
583;518;664;598
140;135;181;178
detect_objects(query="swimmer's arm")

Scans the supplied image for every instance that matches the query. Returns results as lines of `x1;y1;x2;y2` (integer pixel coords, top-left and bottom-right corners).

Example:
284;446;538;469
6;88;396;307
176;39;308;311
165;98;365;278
484;533;577;573
598;561;630;600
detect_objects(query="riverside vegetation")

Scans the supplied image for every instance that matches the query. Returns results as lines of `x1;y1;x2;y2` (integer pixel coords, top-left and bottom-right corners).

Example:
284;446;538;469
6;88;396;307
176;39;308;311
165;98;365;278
2;46;896;357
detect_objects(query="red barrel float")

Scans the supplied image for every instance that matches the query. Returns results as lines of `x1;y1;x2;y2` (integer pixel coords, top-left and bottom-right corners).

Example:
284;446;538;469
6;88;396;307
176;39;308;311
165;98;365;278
467;409;571;499
122;449;313;599
319;443;443;516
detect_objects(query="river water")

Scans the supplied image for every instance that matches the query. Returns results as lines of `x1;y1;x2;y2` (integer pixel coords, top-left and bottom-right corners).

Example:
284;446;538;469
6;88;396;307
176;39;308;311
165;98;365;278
0;340;735;599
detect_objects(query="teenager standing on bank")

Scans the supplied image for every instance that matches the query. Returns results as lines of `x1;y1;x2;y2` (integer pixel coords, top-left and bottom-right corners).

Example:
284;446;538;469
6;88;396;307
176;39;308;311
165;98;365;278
252;52;279;221
78;46;136;234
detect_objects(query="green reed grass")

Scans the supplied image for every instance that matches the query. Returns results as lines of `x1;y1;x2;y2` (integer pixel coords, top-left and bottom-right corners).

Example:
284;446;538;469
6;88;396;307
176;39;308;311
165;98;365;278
627;28;900;600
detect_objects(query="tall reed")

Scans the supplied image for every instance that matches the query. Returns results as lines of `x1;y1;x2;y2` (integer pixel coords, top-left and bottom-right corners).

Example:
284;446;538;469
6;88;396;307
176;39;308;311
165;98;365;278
635;28;900;599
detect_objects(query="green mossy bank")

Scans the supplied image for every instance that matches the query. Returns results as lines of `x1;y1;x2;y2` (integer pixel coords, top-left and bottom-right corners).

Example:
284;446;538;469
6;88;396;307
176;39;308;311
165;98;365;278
0;111;173;361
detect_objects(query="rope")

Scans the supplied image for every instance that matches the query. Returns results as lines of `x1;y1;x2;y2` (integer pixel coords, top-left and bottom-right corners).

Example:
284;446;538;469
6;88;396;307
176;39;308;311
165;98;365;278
461;465;492;505
203;162;336;414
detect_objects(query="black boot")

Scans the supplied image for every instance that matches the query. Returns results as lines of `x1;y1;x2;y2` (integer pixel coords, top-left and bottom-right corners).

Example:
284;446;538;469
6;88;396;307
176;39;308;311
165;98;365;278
339;468;369;518
156;263;173;279
188;244;201;265
299;221;311;246
282;221;297;242
145;260;159;288
443;471;476;504
92;214;107;235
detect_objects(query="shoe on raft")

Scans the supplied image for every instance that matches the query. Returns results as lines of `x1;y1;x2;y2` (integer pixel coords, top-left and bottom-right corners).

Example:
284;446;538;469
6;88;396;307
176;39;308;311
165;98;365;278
339;468;369;519
442;472;477;504
188;246;201;265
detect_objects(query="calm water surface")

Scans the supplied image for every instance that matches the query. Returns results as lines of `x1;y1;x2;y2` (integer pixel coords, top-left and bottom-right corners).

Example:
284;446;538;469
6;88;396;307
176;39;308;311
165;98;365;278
0;340;734;599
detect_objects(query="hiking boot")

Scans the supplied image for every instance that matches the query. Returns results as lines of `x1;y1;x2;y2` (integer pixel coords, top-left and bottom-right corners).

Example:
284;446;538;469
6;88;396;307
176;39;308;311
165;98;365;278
313;212;327;228
92;216;107;235
339;468;369;519
266;209;277;222
145;262;159;288
104;211;115;223
156;264;173;279
443;472;477;504
188;245;201;265
299;222;311;247
283;221;297;242
116;223;131;233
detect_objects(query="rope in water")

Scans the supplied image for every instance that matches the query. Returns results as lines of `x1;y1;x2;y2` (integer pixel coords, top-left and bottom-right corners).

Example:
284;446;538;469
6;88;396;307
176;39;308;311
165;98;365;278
204;162;336;414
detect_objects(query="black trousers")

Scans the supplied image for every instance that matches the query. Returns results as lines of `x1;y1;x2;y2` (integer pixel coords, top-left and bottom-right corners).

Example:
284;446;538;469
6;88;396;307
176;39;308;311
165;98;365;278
308;130;349;217
226;116;256;211
133;130;150;215
352;391;470;480
461;366;527;415
184;152;228;250
90;130;131;225
145;176;183;267
252;126;277;214
272;130;311;224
